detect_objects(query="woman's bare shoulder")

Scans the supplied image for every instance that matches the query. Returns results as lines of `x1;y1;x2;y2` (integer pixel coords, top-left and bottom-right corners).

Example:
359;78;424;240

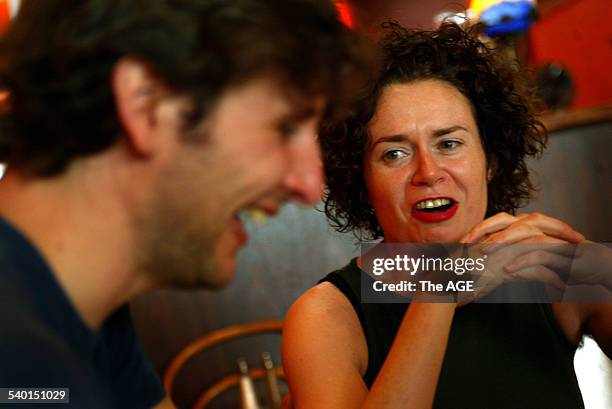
290;281;355;314
283;281;368;376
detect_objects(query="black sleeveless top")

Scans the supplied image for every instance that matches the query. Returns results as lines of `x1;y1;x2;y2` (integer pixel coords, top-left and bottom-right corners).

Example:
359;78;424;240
320;258;585;409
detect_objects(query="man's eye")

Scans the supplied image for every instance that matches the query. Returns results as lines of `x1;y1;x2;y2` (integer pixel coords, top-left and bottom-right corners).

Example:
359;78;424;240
277;121;299;139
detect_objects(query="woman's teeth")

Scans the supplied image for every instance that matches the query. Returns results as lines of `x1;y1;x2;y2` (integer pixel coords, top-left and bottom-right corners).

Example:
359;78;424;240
415;198;452;210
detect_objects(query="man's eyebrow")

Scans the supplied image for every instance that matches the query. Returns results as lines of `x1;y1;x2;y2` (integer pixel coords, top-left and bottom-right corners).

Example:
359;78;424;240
432;125;468;137
287;105;318;120
279;104;319;123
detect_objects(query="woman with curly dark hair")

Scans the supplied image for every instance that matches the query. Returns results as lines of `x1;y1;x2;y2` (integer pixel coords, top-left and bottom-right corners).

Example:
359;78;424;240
282;22;611;409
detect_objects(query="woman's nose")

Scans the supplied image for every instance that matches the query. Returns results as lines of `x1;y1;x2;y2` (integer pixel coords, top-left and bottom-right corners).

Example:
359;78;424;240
410;150;446;187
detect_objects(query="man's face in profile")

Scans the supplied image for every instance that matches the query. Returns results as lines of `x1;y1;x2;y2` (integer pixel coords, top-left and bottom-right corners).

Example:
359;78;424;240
140;76;325;289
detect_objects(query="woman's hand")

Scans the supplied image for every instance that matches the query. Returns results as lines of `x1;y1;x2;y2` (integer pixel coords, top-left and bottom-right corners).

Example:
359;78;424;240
456;212;612;301
455;212;588;303
503;241;612;294
460;212;585;245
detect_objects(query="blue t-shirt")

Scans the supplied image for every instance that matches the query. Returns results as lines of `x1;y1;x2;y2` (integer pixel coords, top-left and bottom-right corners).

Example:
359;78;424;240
0;217;165;408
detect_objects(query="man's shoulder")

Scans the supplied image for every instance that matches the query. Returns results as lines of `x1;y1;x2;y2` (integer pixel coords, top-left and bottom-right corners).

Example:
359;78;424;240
100;307;166;409
0;311;115;407
0;312;85;381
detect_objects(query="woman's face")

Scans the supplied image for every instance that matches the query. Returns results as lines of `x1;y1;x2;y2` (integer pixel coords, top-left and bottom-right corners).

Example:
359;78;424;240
364;79;488;243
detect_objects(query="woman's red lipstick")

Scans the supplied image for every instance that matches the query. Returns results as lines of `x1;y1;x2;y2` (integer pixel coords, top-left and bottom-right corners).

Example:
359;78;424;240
411;201;458;222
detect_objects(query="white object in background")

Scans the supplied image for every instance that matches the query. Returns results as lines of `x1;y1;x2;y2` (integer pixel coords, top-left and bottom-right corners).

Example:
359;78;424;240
0;164;4;179
7;0;20;18
575;336;612;409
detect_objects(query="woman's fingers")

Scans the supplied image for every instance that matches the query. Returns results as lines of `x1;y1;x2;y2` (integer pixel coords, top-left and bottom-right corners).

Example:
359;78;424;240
507;265;566;290
460;212;517;243
505;247;572;274
513;213;584;243
461;212;585;244
481;223;544;246
504;243;569;289
482;234;569;254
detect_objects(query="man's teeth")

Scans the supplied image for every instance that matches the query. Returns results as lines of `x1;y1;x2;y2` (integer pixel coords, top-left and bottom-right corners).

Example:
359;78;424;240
415;198;452;210
242;208;269;225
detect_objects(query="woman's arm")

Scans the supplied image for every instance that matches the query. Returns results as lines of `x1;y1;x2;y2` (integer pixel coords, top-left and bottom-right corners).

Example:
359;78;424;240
282;282;456;409
463;212;612;356
363;302;456;409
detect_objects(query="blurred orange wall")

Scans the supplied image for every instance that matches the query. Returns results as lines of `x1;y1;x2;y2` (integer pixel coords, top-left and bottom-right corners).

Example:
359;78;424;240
528;0;612;108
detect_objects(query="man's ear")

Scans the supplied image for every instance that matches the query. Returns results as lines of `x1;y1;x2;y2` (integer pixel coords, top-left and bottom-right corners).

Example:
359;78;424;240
112;57;165;157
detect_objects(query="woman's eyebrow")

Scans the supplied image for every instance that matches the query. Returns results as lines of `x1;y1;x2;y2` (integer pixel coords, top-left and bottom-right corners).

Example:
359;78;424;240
432;125;468;137
370;134;409;147
369;125;469;149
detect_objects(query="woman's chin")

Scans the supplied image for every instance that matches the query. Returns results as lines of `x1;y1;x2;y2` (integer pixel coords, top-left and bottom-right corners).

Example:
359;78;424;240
383;224;470;243
414;229;466;243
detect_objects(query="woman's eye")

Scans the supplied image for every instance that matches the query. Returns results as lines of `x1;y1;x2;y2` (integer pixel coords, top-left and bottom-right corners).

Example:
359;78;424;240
439;140;462;150
383;150;406;162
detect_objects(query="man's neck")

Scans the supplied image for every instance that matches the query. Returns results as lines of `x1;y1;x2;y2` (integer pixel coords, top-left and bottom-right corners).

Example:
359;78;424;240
0;166;152;329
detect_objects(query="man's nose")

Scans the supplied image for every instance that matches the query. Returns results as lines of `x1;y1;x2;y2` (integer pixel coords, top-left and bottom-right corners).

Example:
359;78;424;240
284;135;324;205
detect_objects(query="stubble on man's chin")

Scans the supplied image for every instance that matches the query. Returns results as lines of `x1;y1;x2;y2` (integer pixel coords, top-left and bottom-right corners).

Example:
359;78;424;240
135;218;221;290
